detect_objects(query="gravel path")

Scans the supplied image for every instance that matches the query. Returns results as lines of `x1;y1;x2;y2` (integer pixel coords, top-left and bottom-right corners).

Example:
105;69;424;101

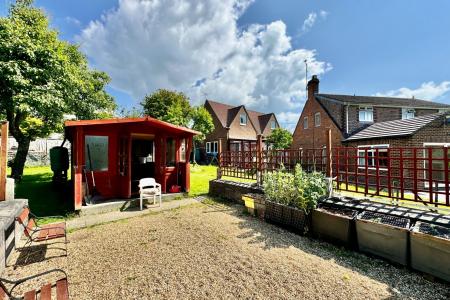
4;200;450;299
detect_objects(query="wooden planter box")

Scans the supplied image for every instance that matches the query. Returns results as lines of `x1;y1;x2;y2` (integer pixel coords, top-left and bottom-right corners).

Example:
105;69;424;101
265;200;308;234
356;211;410;266
312;206;358;248
410;222;450;282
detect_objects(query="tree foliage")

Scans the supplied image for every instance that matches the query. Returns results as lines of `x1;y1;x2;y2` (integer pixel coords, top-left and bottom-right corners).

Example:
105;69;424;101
266;127;293;149
0;0;116;178
141;89;191;127
191;106;214;143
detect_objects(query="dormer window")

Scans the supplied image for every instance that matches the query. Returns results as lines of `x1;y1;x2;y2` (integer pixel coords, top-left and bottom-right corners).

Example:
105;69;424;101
402;108;415;120
270;120;277;129
240;113;247;125
359;107;373;122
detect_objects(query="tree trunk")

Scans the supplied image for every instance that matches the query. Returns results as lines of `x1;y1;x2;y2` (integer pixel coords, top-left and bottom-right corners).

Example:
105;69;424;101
192;140;197;165
11;137;30;180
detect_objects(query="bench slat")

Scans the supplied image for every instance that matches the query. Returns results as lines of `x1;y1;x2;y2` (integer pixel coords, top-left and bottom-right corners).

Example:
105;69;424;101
39;283;51;300
56;279;69;300
24;289;36;300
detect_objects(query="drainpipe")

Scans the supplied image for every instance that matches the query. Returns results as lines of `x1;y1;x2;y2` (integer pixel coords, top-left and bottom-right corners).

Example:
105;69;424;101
345;105;349;135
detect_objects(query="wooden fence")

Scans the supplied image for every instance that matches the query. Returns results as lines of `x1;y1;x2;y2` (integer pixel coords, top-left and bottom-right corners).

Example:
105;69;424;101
0;122;8;201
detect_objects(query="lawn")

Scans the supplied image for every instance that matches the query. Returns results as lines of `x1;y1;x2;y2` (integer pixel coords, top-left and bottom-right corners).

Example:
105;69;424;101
5;201;448;299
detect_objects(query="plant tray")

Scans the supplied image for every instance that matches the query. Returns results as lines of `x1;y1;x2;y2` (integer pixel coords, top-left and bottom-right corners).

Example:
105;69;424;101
415;222;450;240
358;211;410;229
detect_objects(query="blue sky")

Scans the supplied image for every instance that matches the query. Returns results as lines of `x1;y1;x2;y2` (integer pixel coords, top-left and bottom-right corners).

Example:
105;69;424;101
2;0;450;129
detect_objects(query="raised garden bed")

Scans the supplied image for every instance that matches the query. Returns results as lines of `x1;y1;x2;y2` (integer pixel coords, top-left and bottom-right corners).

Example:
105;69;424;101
410;222;450;282
312;206;358;248
242;193;265;219
265;200;308;234
356;211;410;266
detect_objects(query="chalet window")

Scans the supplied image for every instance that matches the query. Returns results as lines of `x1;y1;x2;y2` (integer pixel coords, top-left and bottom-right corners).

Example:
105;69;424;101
271;120;277;129
240;113;247;125
359;107;373;122
85;135;108;171
402;108;415;119
423;143;450;187
314;112;321;127
303;117;308;129
357;144;389;170
180;138;186;162
166;138;176;167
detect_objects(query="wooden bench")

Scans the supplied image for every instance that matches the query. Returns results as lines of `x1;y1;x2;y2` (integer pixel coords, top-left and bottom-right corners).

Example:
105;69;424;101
16;206;67;251
0;269;69;299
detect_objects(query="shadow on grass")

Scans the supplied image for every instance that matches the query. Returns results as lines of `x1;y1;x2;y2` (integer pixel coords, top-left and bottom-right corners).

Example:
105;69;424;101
14;170;73;218
202;197;450;300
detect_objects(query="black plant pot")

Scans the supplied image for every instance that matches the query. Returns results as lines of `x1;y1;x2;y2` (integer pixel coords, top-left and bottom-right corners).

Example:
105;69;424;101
265;200;308;234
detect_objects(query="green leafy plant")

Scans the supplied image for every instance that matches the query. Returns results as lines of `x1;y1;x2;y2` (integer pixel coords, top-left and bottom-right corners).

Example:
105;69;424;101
263;164;327;212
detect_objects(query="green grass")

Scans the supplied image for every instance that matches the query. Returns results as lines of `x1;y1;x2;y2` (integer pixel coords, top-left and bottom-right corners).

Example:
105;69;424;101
11;166;73;223
189;165;217;197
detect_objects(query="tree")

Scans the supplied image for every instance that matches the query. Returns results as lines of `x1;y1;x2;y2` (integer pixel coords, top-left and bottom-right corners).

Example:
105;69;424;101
191;106;214;163
141;89;192;127
0;1;116;179
266;127;293;149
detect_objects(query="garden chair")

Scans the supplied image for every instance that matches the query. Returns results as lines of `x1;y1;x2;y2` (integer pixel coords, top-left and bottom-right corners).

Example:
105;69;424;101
15;206;67;263
0;268;69;299
139;178;162;210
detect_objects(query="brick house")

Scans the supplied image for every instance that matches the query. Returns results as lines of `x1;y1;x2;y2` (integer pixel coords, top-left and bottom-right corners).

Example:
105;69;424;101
292;75;450;150
292;75;450;191
203;100;279;157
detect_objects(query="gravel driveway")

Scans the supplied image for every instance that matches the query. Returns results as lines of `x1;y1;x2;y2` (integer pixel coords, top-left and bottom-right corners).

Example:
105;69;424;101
4;200;450;299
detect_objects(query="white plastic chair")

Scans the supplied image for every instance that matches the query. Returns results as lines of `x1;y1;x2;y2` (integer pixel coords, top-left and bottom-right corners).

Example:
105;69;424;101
139;178;162;210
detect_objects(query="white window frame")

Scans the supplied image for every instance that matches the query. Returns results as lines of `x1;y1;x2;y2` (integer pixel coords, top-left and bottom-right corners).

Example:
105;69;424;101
303;117;308;129
423;143;450;188
206;142;211;153
240;113;247;125
357;144;389;170
402;108;415;120
270;120;277;129
314;112;321;127
206;141;219;154
359;106;374;122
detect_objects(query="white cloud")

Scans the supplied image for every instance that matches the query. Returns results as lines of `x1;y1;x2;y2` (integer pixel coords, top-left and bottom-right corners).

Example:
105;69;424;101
375;81;450;101
276;111;301;133
300;10;328;34
65;16;81;26
78;0;331;128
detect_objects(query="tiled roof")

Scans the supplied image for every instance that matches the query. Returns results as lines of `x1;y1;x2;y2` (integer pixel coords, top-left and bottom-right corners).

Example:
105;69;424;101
205;100;275;134
317;94;450;109
343;113;446;141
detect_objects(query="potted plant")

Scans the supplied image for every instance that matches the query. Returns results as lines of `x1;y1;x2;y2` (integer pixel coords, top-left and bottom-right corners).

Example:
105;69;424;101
312;206;358;248
356;211;410;265
263;165;327;234
410;221;450;282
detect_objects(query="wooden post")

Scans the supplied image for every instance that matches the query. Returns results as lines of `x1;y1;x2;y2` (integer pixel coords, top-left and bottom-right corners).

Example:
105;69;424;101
217;138;223;179
256;135;263;185
326;129;332;177
0;122;8;201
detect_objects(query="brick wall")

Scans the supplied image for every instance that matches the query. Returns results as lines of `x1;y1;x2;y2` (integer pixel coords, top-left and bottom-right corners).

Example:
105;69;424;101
209;179;263;203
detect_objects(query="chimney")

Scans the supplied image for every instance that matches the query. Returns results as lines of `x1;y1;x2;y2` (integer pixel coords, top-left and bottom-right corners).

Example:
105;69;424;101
307;75;319;98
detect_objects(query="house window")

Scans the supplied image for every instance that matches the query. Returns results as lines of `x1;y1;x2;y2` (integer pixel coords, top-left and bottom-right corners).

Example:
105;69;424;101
402;108;415;119
303;117;308;129
85;135;108;171
423;143;450;187
271;120;277;129
359;107;373;122
206;141;218;154
166;138;176;167
180;138;186;162
240;113;247;125
314;112;321;127
357;144;389;170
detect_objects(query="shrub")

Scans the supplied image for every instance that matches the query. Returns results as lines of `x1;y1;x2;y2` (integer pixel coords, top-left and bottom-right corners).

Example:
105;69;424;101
263;164;327;212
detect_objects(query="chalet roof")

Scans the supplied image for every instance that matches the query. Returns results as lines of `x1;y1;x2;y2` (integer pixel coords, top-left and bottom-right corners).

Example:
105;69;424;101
205;100;275;134
317;94;450;109
64;117;200;135
343;113;446;142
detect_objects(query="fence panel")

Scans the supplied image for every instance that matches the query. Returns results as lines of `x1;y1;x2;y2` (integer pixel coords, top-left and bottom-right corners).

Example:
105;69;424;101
218;145;450;207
